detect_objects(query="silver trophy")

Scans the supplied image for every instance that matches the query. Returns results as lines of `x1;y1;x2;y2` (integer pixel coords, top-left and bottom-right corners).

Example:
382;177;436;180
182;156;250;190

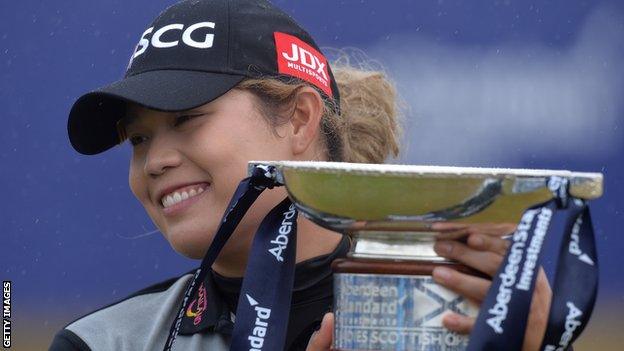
248;161;603;351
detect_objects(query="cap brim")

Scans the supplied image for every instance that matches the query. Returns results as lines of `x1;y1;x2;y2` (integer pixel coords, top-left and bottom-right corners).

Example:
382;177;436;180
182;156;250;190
68;70;246;155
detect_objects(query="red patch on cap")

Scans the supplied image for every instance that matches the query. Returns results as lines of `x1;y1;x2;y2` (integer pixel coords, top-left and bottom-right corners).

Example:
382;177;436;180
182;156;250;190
274;32;332;97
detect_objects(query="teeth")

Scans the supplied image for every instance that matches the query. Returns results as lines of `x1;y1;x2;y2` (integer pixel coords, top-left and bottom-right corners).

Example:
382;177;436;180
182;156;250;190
161;185;207;208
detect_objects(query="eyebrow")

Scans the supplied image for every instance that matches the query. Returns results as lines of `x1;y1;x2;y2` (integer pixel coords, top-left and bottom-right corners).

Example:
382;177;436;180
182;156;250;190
120;107;208;129
116;106;149;143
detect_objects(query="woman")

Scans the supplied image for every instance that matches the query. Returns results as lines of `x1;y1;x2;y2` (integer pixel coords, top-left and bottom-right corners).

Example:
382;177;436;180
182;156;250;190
51;0;552;350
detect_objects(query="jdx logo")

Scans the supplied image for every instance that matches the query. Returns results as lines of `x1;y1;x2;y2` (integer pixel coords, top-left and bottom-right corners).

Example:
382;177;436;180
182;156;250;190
246;294;271;351
268;204;297;262
129;21;216;66
281;43;328;81
274;32;332;97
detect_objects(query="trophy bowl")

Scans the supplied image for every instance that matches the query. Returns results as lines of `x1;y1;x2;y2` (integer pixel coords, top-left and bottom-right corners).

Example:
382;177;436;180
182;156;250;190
248;161;603;351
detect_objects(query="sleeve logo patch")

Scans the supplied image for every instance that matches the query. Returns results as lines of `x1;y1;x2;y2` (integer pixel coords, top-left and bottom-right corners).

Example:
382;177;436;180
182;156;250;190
274;32;332;97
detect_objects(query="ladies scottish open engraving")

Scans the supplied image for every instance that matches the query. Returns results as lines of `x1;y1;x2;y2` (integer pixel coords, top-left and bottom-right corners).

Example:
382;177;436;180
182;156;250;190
247;161;603;351
334;273;476;350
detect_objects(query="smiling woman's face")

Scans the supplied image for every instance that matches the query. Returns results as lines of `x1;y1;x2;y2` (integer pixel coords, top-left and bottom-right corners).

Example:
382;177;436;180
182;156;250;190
124;89;295;259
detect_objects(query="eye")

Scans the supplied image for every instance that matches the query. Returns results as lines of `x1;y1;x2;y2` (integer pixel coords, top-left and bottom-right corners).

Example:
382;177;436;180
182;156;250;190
129;135;147;146
173;113;202;127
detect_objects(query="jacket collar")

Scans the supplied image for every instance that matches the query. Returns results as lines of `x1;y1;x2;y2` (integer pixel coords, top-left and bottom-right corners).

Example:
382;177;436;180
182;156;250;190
179;269;234;335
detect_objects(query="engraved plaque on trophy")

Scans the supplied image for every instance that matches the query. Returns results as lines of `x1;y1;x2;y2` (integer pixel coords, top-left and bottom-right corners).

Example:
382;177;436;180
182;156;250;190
248;161;603;351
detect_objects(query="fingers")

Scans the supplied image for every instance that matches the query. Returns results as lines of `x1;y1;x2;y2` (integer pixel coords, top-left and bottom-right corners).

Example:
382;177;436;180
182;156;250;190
432;222;539;342
431;222;468;231
475;223;517;236
432;266;490;303
442;312;475;335
432;223;471;240
432;222;517;238
467;233;510;256
434;240;503;276
306;313;334;351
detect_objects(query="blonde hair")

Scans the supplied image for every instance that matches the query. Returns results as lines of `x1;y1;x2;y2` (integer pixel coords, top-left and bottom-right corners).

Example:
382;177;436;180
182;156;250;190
236;55;402;164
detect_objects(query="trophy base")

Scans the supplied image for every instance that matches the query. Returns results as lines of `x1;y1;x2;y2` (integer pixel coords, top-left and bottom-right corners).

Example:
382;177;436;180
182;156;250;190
332;258;480;351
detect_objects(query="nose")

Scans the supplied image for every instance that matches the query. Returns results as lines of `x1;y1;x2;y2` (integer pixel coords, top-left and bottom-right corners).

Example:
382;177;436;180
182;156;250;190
143;134;182;177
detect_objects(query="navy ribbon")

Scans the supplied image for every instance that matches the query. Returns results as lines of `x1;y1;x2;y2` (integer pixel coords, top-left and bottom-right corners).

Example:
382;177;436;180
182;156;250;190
467;177;599;351
230;198;298;350
163;165;297;351
540;203;597;351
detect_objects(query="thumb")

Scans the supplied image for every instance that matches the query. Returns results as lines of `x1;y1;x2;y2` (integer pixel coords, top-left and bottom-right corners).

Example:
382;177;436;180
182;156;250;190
306;312;334;351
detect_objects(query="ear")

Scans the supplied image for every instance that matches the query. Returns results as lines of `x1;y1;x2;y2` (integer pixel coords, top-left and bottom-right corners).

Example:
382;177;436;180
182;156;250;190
289;86;324;157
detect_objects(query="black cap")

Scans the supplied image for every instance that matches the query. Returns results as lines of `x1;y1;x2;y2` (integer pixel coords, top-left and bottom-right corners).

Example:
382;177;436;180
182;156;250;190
68;0;340;155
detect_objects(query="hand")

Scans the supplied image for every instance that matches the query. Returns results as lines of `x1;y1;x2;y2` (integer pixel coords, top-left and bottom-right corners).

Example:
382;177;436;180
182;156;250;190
306;313;334;351
431;222;553;351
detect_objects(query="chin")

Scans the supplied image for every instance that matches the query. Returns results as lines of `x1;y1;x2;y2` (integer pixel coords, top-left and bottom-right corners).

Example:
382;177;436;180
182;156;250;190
165;227;215;259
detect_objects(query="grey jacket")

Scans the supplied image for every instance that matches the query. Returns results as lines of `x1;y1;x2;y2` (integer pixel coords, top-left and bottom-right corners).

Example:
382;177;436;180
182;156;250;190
49;273;232;350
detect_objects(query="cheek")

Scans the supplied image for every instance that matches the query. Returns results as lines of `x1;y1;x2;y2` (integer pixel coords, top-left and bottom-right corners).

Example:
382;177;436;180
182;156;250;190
188;136;247;218
129;158;166;230
182;118;279;215
128;158;146;201
189;116;277;184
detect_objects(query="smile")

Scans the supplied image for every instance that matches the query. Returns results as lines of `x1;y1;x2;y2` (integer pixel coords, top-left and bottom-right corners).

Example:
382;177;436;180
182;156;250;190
161;184;208;208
